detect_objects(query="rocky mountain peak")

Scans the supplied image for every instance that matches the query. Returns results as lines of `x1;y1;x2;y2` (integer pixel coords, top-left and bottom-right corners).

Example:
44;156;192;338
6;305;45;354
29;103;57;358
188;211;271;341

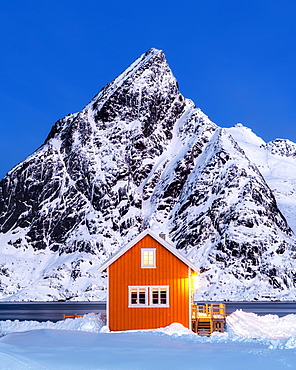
86;48;170;112
45;47;185;152
0;49;296;301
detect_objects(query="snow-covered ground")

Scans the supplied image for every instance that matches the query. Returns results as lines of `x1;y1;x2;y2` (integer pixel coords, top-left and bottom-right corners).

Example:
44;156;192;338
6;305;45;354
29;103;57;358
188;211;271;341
0;311;296;369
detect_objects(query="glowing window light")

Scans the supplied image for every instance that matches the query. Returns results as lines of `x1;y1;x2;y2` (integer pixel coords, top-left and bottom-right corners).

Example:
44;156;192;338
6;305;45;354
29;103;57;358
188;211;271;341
191;272;199;291
141;249;156;268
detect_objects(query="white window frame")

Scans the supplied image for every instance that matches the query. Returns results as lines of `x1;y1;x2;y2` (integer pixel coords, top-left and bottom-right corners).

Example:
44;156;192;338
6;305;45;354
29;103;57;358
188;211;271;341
149;286;169;307
128;286;148;307
128;286;169;308
141;248;156;268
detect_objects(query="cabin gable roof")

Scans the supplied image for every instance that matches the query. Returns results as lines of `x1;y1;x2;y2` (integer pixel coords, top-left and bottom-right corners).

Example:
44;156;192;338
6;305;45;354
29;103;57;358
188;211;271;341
98;229;198;272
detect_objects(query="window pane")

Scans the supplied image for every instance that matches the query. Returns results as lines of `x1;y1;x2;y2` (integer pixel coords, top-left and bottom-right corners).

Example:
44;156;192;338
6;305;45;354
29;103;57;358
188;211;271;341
131;290;137;305
152;289;159;304
148;251;154;265
139;289;146;304
143;252;149;265
160;289;167;304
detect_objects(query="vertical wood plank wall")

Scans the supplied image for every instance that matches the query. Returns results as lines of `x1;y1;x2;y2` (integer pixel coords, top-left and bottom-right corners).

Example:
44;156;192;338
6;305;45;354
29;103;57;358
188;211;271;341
109;235;190;331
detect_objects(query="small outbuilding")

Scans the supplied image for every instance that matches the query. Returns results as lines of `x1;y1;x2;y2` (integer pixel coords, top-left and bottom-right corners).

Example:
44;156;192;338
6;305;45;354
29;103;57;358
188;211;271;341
99;229;199;331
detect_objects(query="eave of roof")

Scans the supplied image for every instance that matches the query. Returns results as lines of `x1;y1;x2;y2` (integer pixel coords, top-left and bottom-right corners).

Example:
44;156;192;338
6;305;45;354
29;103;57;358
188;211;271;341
98;229;198;273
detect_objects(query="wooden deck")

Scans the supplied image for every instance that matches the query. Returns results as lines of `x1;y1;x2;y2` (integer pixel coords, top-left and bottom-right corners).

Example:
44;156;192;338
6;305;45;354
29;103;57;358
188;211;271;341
63;314;84;320
192;303;226;336
63;313;106;320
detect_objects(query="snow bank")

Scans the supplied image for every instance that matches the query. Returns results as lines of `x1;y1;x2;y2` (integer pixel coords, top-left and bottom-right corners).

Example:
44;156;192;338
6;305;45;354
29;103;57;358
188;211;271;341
227;309;296;339
0;313;105;336
1;310;296;343
121;322;194;336
155;322;194;336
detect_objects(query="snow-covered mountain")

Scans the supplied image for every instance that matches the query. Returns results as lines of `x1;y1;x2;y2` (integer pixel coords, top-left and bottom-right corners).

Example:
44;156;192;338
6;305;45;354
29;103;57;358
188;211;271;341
0;48;295;301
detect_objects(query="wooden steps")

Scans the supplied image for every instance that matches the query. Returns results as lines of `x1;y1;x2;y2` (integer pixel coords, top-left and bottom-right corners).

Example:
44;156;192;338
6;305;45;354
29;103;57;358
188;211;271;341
192;303;226;336
196;319;212;336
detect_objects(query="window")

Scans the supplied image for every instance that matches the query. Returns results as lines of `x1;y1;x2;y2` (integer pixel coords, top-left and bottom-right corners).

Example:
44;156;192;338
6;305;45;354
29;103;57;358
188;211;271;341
129;287;148;306
129;286;169;307
141;248;156;268
150;287;168;306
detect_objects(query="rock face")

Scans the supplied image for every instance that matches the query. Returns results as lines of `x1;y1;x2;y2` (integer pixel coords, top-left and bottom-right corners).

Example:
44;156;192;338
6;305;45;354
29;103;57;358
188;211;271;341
0;48;295;301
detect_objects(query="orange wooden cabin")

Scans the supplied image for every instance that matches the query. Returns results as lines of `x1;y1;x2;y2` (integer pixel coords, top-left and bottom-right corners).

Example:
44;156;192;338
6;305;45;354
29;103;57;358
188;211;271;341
99;229;199;331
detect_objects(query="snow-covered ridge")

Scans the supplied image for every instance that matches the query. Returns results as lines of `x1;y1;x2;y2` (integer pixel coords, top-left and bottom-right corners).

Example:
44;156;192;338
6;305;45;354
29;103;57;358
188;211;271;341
226;124;296;234
266;138;296;158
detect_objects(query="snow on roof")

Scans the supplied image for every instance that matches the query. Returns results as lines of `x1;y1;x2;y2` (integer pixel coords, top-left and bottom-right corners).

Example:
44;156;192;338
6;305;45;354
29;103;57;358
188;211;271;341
98;229;198;272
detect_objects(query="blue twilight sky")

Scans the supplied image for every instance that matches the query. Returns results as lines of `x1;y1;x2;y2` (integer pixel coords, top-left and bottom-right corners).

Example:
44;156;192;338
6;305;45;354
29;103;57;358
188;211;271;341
1;0;296;178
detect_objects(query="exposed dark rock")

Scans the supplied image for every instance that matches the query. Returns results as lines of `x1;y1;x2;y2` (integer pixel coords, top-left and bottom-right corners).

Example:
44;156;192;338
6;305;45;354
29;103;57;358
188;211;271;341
0;48;295;301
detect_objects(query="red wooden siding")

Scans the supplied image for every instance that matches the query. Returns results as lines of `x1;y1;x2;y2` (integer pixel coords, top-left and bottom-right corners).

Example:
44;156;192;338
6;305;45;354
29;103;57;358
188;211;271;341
108;235;191;331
